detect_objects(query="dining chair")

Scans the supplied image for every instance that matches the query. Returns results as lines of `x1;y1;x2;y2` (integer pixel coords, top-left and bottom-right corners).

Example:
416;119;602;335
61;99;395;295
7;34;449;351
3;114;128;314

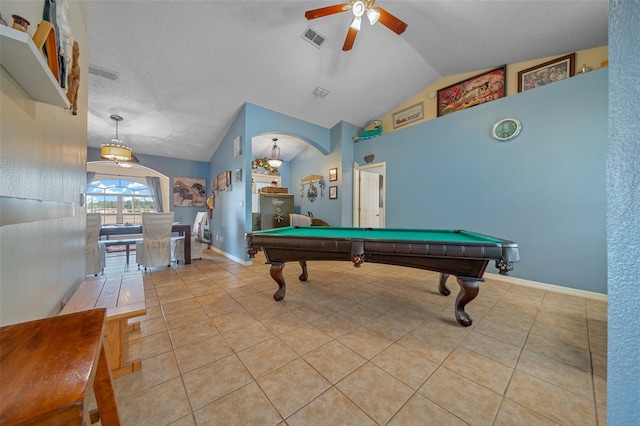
136;212;174;270
172;211;207;263
86;213;106;276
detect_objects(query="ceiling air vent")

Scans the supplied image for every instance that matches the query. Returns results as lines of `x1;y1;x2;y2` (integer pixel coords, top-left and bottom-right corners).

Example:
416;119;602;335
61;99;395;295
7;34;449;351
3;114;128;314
88;64;120;81
301;26;326;48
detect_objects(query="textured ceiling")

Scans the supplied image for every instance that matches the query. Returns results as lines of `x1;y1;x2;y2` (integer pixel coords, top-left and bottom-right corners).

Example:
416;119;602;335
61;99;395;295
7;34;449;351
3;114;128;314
87;1;608;162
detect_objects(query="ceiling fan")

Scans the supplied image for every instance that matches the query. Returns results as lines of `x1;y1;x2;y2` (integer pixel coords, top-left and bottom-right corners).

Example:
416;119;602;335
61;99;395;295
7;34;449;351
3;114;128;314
305;0;407;51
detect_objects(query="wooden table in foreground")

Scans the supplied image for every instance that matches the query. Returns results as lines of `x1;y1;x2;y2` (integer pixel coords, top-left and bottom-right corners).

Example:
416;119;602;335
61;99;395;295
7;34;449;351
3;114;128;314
60;274;147;378
0;308;120;425
247;227;519;326
100;224;192;264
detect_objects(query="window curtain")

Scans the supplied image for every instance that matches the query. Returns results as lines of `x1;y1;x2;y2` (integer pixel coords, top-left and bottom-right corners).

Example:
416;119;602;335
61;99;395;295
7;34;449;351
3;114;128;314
86;171;95;191
146;176;163;212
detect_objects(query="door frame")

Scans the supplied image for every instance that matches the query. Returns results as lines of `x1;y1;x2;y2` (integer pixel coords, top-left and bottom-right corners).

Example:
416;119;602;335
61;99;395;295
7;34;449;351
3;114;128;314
353;162;386;228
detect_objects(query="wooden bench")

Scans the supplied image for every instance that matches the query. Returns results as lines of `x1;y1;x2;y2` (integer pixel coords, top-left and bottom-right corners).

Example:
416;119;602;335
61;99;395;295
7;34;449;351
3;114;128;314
60;274;147;379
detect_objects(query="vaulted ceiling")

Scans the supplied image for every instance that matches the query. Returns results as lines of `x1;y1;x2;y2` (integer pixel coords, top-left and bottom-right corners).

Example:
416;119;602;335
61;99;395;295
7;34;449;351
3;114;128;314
87;1;608;162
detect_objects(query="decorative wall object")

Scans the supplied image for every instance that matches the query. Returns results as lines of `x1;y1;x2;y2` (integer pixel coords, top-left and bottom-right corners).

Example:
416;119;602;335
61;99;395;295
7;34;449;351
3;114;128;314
173;177;206;206
393;103;423;128
437;66;506;117
364;153;375;163
234;168;242;183
252;158;280;175
518;53;575;92
66;41;80;114
234;136;242;157
354;120;384;142
215;171;231;191
11;14;29;32
492;118;522;141
300;174;325;202
329;186;338;199
329;168;338;182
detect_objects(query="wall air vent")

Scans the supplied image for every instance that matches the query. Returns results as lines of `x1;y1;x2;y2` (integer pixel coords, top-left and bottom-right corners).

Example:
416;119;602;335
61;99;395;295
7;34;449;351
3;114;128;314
88;64;120;81
301;26;326;48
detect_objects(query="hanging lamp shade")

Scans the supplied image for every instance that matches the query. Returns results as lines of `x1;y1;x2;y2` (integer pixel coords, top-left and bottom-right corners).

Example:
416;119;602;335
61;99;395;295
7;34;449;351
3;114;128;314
267;138;283;168
101;114;132;162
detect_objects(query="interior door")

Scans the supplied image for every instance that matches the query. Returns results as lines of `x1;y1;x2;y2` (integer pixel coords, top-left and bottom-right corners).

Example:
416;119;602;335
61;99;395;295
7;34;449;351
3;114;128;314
360;170;380;228
353;162;385;228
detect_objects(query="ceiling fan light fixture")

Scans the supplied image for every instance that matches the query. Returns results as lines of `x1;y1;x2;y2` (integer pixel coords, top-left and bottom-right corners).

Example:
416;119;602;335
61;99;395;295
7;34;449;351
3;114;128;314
352;1;366;17
350;16;362;31
267;138;283;168
367;8;380;25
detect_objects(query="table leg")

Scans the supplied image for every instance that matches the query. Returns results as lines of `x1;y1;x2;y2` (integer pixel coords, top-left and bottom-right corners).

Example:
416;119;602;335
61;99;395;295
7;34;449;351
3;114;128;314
454;277;480;327
439;273;480;327
104;319;143;379
270;262;286;301
92;344;121;425
438;273;452;296
298;260;308;281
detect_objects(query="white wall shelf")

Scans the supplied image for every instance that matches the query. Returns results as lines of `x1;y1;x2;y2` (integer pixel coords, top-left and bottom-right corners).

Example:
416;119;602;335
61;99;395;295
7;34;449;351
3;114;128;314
0;25;70;109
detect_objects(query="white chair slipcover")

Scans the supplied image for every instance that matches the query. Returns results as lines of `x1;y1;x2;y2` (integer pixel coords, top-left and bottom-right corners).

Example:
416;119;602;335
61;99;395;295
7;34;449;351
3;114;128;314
136;212;174;269
172;211;207;262
290;213;312;227
86;213;106;276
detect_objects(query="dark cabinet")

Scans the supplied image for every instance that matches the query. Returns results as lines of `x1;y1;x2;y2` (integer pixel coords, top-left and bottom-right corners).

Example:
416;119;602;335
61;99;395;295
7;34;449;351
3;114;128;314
259;194;294;230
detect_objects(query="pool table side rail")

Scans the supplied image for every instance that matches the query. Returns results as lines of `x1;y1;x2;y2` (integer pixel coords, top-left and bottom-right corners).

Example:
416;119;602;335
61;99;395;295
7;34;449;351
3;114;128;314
247;234;518;263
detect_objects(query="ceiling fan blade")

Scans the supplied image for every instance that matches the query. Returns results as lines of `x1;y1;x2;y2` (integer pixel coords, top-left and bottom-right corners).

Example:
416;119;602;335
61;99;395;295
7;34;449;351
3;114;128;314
342;27;358;51
376;7;407;35
305;3;351;20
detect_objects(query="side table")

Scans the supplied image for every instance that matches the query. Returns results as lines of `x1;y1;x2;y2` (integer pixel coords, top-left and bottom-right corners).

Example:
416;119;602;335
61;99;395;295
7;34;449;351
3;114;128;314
0;308;120;425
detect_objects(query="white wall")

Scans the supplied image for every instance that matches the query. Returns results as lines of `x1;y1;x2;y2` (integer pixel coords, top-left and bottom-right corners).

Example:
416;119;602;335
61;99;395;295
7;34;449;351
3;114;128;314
0;0;89;325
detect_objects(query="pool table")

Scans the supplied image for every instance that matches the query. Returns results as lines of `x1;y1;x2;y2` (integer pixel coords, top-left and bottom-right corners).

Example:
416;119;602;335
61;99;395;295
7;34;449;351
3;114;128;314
246;227;519;326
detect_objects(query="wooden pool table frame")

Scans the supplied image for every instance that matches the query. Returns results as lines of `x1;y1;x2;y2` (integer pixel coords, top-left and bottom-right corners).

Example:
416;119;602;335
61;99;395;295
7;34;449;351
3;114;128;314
247;227;518;326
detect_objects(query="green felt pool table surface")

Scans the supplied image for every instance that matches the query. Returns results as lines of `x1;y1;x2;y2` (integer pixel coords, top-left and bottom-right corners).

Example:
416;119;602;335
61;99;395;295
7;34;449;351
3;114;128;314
252;227;507;244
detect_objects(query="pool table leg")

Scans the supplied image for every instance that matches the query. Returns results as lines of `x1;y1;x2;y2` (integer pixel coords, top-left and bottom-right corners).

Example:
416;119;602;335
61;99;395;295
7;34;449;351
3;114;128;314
270;262;286;301
298;261;308;281
439;273;480;327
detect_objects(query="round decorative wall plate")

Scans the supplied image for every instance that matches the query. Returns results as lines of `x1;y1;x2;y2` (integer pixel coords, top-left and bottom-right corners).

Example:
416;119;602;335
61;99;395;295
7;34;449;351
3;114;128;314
492;118;521;141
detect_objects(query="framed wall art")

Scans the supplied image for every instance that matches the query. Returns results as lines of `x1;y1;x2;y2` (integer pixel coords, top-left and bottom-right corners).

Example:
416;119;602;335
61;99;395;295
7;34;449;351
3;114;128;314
437;66;506;117
393;102;424;128
233;136;242;157
517;53;575;92
173;177;206;207
329;167;338;182
329;186;338;199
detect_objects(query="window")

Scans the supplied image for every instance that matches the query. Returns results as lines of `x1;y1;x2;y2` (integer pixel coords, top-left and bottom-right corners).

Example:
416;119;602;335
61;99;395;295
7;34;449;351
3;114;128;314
86;179;156;225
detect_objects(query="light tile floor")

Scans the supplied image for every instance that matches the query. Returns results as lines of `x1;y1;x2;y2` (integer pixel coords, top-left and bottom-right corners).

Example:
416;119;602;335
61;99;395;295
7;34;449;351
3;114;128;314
101;248;607;425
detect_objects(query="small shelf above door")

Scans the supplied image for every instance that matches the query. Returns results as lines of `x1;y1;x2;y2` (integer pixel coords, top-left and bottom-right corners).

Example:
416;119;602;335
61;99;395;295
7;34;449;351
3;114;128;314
0;25;70;109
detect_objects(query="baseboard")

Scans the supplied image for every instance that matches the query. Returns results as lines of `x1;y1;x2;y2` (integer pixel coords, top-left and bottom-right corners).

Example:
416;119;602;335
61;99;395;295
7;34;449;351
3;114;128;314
485;272;607;302
208;246;252;266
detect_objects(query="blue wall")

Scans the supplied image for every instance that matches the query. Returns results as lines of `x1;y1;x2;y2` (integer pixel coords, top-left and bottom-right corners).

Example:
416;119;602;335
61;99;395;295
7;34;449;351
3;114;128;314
88;147;209;227
208;103;334;262
608;0;640;423
352;70;608;293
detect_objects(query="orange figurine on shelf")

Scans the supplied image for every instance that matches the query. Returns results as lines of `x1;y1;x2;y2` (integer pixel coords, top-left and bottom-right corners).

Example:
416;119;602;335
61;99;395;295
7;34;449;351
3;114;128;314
66;41;80;115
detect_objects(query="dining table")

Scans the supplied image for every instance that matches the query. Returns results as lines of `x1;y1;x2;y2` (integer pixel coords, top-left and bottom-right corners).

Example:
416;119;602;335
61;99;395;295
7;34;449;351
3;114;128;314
100;223;191;264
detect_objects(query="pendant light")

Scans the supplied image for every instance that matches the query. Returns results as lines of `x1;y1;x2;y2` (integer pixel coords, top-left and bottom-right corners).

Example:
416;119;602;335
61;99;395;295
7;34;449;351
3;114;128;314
267;138;283;169
100;114;132;163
